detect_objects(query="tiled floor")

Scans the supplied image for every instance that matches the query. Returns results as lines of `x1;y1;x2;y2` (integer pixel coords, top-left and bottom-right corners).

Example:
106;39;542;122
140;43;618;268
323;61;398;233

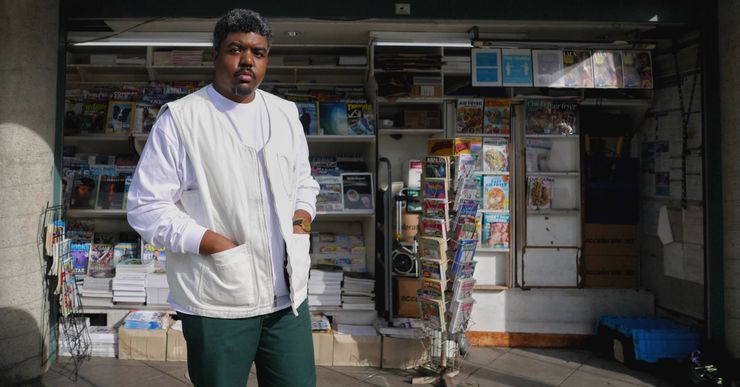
31;347;679;386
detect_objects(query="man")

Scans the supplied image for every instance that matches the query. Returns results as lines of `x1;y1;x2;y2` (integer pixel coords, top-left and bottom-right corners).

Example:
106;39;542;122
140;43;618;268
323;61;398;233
127;9;319;387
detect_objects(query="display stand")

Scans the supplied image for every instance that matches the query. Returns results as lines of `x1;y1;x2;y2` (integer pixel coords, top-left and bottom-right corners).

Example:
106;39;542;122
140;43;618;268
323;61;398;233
44;204;91;381
411;147;480;384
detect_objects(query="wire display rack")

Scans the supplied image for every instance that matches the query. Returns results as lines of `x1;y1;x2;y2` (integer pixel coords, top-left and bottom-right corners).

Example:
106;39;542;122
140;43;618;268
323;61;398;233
43;204;91;381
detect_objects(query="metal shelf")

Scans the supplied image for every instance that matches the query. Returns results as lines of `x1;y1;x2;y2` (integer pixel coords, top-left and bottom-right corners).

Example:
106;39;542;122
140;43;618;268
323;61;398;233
477;247;510;253
379;128;445;135
306;135;375;143
315;211;375;220
473;285;508;291
66;209;127;218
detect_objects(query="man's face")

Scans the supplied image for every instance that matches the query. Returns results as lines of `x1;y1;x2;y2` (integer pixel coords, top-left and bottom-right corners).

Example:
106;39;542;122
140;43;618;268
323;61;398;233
213;32;269;103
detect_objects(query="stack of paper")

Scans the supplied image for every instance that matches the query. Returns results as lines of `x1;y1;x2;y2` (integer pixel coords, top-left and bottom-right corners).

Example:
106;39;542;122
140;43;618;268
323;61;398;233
144;273;169;306
341;273;375;310
307;265;343;307
80;277;113;308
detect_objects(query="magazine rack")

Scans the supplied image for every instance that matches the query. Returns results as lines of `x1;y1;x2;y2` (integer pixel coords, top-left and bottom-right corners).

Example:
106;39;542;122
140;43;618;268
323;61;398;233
412;148;480;382
43;204;91;381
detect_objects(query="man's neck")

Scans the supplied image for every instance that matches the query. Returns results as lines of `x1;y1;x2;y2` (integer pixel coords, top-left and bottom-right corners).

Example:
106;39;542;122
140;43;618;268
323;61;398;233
212;83;256;104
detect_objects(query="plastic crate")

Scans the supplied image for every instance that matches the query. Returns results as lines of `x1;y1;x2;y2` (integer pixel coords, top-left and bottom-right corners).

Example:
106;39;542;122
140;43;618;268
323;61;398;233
596;316;701;363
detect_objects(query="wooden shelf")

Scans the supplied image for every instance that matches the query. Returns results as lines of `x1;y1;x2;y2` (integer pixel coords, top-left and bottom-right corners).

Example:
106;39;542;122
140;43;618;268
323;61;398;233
473;171;510;176
473;285;508;291
477;247;510;253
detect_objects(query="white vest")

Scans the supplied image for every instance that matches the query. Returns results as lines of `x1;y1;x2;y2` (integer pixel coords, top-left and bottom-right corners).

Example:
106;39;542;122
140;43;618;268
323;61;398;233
162;87;311;318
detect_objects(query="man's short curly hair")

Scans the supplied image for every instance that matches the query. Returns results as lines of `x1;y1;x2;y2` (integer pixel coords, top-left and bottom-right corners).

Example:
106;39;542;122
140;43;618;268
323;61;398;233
213;9;272;51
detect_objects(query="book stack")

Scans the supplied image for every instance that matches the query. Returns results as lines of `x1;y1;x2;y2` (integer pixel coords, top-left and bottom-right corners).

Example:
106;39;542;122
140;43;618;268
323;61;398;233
112;262;153;304
341;273;375;310
87;326;118;357
171;50;204;66
145;273;169;306
80;277;114;308
442;56;471;74
307;265;343;308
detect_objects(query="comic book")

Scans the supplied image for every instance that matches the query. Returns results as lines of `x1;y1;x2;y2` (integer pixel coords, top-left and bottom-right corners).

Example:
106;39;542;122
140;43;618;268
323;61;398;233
71;242;91;276
88;243;114;278
424;156;450;179
418;236;447;261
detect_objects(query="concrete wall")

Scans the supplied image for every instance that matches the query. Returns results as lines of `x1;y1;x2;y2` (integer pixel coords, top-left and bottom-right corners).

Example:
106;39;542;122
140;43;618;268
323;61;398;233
718;0;740;358
0;0;59;383
470;289;654;335
637;41;706;320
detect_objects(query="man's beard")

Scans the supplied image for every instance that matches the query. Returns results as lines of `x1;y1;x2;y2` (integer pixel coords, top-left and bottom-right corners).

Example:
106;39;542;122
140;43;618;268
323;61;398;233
233;83;254;98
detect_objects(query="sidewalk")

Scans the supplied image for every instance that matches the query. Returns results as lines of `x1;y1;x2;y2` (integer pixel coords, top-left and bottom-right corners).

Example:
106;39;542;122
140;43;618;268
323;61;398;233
35;346;677;386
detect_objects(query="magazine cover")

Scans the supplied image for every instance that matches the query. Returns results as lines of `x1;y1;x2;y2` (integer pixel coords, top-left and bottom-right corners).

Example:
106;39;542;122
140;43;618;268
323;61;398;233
450;216;477;242
454;176;481;212
526;139;553;172
451;260;477;279
451;278;476;301
105;100;136;135
418;236;446;261
455;98;484;134
141;242;166;273
528;176;554;210
295;100;319;135
113;242;140;265
95;175;126;210
422;198;448;219
481;137;509;173
562;50;594;88
419;297;446;331
424;156;450;179
482;175;509;211
532;50;564;87
524;99;579;135
593;50;623;88
346;103;375;135
318;101;349;135
422;179;448;200
341;173;373;211
481;213;510;248
88;243;114;278
420;217;446;239
79;101;108;134
450;239;477;266
622;50;653;89
71;242;91;275
66;219;94;243
132;103;159;134
449;297;475;334
482;99;511;135
420;258;446;283
502;48;533;87
421;278;445;300
69;175;98;209
316;176;343;212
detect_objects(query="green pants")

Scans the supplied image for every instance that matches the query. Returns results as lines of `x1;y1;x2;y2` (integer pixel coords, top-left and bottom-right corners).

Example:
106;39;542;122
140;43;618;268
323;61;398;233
178;300;316;387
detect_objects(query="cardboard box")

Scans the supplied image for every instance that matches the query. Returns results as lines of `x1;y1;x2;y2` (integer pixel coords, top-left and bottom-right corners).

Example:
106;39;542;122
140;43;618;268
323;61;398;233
118;327;168;361
382;337;429;369
393;276;421;318
404;110;441;129
582;255;639;288
583;224;639;256
411;84;442;97
332;334;382;366
166;327;187;361
312;332;334;366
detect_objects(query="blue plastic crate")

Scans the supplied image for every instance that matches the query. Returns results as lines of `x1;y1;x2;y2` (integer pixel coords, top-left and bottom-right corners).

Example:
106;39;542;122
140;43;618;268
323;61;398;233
596;316;702;363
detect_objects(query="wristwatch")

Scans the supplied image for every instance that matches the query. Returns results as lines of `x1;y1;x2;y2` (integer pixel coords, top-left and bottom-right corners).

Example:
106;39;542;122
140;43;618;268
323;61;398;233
293;217;311;233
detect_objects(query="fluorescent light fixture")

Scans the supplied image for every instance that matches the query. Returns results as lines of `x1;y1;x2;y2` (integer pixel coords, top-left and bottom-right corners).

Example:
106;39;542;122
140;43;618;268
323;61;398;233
370;31;472;48
374;41;471;47
74;41;212;47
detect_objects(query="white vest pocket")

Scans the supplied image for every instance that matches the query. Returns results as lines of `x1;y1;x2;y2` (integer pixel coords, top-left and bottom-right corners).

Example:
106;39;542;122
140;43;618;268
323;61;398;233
198;244;258;307
287;234;311;296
